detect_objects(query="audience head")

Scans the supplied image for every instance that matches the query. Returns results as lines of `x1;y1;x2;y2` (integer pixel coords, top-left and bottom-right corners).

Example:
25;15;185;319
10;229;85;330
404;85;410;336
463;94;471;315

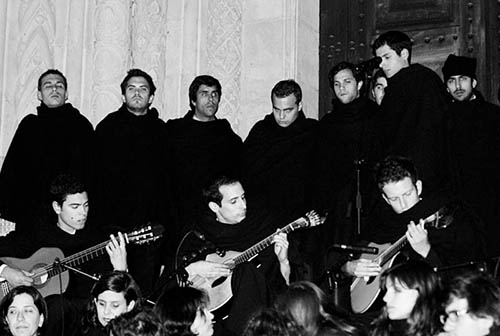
271;79;303;128
372;259;441;336
0;286;47;336
37;69;68;108
120;69;156;115
49;173;89;233
154;287;213;336
441;272;500;336
328;62;364;105
442;54;477;102
109;307;166;336
203;176;247;224
243;308;305;336
82;271;141;331
374;156;422;214
371;69;387;105
373;31;411;78
188;75;222;121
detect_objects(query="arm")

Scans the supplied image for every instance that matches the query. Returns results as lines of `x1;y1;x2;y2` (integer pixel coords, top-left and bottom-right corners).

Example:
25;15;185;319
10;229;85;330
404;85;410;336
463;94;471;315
0;264;33;286
105;232;128;271
272;232;290;284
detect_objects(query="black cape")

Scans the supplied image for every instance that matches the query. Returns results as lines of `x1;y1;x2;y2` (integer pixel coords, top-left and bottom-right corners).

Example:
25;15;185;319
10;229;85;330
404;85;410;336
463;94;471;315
380;64;450;193
0;103;93;227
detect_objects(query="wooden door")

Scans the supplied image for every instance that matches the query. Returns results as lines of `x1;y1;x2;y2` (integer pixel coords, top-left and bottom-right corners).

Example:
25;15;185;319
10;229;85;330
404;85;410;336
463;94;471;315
319;0;500;118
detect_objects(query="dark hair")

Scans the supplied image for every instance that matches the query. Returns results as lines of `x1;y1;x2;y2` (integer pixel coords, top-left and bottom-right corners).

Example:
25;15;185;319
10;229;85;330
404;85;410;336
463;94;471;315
188;75;222;111
0;286;48;335
154;287;209;336
328;62;364;91
109;307;166;336
49;173;87;205
274;281;362;336
372;31;412;63
372;260;442;336
243;308;305;336
444;272;500;324
38;69;67;91
202;176;241;206
374;156;418;191
120;69;157;96
372;69;387;83
81;271;142;332
271;80;302;104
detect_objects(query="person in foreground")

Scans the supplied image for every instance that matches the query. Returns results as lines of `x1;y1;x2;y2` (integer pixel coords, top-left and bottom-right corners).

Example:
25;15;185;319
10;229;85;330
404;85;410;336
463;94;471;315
154;286;214;336
371;259;442;336
80;271;142;336
0;286;47;336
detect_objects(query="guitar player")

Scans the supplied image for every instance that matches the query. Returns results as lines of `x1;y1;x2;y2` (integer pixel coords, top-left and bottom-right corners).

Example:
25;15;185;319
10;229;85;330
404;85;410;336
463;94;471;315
0;173;128;336
343;156;486;309
179;176;294;336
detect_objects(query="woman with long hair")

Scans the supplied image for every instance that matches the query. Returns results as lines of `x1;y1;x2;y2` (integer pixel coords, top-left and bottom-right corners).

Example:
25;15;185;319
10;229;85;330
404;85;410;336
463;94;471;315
274;281;365;336
80;270;141;336
154;286;214;336
371;259;442;336
0;286;47;336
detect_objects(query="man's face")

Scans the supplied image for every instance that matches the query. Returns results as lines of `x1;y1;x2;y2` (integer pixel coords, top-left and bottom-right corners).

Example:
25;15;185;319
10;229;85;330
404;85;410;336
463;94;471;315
382;177;422;214
210;182;247;224
333;68;362;104
372;76;388;105
376;44;409;78
446;75;477;102
272;94;302;128
37;73;68;108
122;76;154;115
442;297;494;336
192;85;220;121
53;192;89;233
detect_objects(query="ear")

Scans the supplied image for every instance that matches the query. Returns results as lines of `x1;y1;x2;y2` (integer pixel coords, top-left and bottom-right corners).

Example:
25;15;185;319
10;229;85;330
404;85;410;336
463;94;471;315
357;80;363;93
416;180;423;197
52;201;62;215
401;48;409;61
121;94;126;104
382;193;390;205
298;101;303;111
39;314;45;327
472;79;477;88
208;201;220;215
148;95;154;105
126;300;136;312
64;90;68;101
37;91;42;101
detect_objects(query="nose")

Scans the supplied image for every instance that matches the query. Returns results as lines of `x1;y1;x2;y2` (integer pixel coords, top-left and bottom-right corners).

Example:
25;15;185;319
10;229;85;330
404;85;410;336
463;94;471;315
207;310;214;321
399;197;407;211
103;304;112;316
279;110;285;120
240;198;247;210
456;81;462;90
16;311;25;321
382;291;390;303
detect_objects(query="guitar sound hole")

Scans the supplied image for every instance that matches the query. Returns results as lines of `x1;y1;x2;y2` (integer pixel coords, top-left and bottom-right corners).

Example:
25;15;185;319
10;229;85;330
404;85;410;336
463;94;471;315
212;276;227;288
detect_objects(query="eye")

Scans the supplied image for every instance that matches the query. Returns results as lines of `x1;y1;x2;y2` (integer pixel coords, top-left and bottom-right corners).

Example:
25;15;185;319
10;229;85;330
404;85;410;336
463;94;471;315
7;309;17;316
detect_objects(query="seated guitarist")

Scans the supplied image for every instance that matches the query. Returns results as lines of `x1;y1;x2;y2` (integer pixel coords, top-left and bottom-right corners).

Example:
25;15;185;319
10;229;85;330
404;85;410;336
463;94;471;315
0;173;128;336
181;176;292;336
344;156;486;284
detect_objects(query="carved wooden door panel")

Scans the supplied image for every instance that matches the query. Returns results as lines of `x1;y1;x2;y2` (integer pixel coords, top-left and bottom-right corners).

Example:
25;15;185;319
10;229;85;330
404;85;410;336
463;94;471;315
319;0;500;118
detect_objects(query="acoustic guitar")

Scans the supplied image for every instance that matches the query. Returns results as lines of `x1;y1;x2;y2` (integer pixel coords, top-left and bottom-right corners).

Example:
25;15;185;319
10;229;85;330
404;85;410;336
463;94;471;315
189;210;325;311
0;224;163;300
350;205;455;314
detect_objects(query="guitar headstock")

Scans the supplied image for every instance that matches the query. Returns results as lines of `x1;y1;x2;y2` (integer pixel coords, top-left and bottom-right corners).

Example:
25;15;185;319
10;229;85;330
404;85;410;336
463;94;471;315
305;210;326;228
126;225;164;245
423;205;456;229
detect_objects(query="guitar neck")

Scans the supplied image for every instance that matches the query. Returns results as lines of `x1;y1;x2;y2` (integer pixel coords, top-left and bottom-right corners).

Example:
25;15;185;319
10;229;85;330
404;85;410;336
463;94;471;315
232;216;310;266
376;235;408;266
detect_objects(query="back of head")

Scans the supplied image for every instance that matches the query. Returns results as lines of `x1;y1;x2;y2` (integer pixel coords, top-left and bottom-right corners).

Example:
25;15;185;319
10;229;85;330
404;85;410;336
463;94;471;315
188;75;222;111
374;156;418;191
154;287;208;336
91;271;141;303
109;307;166;336
372;31;412;63
445;272;500;324
271;80;302;104
243;308;305;336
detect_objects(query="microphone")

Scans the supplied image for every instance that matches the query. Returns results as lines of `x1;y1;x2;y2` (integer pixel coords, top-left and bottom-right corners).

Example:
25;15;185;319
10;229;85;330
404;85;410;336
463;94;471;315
331;244;379;255
354;57;382;73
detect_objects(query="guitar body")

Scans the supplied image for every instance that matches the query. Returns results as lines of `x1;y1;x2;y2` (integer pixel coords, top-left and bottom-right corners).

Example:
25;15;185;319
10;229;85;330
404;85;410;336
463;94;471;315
189;250;240;311
0;248;68;300
350;242;396;314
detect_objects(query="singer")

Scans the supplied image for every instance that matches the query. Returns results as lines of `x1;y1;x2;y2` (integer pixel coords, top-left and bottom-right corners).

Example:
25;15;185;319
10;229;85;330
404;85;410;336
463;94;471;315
0;174;128;336
178;176;295;336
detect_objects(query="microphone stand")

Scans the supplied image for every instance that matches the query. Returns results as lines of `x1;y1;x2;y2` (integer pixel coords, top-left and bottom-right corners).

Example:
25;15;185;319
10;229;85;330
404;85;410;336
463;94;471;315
354;159;364;236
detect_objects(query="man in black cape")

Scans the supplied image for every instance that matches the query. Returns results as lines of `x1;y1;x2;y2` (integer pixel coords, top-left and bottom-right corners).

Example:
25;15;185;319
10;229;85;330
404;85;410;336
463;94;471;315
0;69;93;230
163;75;242;266
373;31;450;193
93;69;165;295
442;54;500;258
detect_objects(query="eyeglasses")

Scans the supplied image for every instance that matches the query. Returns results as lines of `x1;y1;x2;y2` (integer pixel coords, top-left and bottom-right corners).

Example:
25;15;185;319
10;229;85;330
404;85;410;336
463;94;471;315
440;309;469;324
